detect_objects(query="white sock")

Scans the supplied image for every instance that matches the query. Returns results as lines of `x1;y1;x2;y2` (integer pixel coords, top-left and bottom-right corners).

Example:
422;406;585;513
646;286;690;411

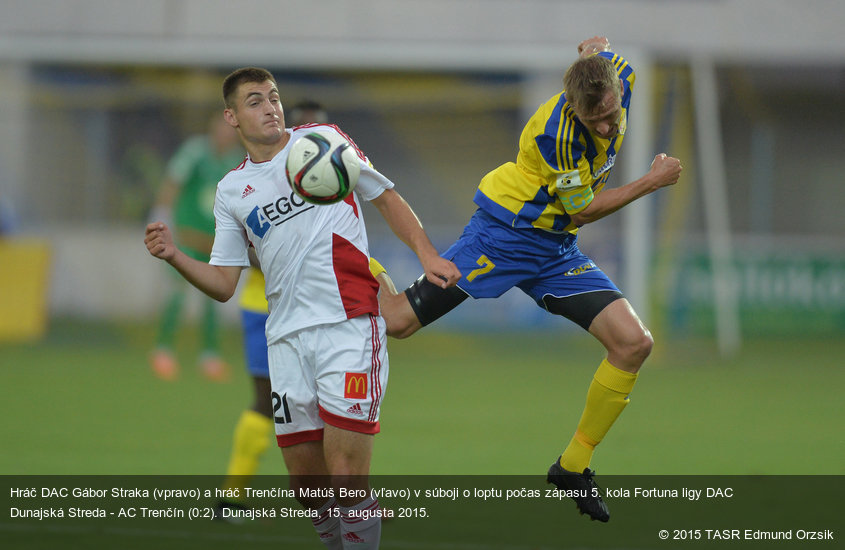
311;497;342;549
340;496;381;549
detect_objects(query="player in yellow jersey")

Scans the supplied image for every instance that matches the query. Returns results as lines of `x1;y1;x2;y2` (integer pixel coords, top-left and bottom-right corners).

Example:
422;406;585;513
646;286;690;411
379;37;683;522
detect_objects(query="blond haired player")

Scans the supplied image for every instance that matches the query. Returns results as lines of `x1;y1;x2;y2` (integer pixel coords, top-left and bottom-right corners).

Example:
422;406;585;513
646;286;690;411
378;37;683;522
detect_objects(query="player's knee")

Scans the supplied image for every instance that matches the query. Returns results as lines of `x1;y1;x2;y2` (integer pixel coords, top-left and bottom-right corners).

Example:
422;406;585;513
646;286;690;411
328;456;364;480
325;447;371;503
398;274;467;333
625;328;654;367
607;327;653;372
639;330;654;360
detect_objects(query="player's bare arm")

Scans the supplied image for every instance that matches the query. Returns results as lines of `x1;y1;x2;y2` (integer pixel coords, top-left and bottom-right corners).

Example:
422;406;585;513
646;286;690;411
145;222;243;302
569;153;682;226
370;188;461;289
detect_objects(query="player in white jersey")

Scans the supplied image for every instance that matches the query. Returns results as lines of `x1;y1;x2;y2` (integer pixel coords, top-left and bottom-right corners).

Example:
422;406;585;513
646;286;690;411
145;67;461;549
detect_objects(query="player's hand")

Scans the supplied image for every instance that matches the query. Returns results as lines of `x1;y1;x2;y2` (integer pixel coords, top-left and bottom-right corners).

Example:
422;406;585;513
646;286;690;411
648;153;683;188
578;36;611;58
144;222;177;261
423;257;461;289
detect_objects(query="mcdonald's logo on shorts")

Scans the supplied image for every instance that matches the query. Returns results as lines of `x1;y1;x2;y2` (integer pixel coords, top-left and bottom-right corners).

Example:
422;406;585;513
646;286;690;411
344;373;368;399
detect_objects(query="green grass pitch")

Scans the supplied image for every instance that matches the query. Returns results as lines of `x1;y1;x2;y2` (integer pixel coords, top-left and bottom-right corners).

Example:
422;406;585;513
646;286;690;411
1;319;842;476
1;320;842;549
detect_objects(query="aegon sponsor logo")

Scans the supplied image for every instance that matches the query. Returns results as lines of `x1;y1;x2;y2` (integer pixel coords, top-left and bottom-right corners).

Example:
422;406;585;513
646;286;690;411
246;191;315;238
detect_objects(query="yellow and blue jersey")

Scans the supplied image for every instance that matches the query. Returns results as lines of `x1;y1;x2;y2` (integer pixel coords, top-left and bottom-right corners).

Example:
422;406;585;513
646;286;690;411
474;52;635;234
238;267;269;314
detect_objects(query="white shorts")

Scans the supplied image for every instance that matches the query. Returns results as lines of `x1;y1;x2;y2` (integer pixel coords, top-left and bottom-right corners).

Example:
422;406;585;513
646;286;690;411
268;314;388;447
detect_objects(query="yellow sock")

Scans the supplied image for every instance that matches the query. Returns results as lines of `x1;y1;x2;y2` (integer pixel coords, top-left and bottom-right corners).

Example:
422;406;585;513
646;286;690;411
561;359;638;473
368;257;386;278
220;410;273;500
369;257;399;295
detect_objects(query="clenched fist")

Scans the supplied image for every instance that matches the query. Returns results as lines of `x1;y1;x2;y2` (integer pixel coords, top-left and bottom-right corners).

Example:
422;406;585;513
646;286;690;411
145;222;177;261
578;36;611;58
648;153;683;188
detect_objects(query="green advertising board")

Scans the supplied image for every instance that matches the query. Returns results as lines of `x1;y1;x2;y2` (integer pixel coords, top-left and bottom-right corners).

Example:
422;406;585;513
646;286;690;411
668;250;845;335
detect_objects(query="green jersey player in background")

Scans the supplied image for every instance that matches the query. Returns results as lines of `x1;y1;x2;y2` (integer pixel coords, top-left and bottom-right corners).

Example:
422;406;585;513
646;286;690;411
149;112;245;381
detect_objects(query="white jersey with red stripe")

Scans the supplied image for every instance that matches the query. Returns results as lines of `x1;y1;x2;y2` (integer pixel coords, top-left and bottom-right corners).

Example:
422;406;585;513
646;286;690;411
209;124;393;345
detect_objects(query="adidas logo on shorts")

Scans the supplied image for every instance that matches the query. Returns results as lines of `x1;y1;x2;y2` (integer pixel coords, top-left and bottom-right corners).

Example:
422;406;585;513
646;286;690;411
343;531;365;543
346;403;364;416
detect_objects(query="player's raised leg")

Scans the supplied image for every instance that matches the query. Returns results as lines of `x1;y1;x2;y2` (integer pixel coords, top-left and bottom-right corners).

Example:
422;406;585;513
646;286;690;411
368;257;398;297
549;298;653;522
377;272;470;340
368;257;425;339
377;289;420;339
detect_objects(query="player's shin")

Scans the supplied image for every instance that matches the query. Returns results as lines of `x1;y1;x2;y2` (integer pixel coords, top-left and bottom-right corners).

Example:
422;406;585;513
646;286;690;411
561;358;638;473
221;410;273;496
339;495;381;549
312;497;343;549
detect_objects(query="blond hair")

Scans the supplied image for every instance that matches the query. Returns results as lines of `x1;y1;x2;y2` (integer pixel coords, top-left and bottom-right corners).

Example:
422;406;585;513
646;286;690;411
563;55;620;113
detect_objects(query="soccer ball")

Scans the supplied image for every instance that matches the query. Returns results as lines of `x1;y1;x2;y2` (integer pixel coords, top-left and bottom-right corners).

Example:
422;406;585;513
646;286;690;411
286;132;360;204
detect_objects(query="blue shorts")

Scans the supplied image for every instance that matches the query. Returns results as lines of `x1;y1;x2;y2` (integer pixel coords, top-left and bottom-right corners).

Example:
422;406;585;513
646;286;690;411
443;209;619;307
241;310;270;379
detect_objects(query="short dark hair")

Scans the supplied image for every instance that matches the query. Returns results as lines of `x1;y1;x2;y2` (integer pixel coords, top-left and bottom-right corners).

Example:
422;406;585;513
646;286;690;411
563;55;620;114
222;67;277;109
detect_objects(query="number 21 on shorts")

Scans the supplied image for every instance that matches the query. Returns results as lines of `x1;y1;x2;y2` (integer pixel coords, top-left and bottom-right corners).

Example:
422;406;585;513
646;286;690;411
466;254;495;282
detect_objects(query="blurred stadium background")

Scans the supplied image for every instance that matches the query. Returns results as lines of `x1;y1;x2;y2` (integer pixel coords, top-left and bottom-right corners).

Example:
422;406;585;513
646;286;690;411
1;0;843;481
